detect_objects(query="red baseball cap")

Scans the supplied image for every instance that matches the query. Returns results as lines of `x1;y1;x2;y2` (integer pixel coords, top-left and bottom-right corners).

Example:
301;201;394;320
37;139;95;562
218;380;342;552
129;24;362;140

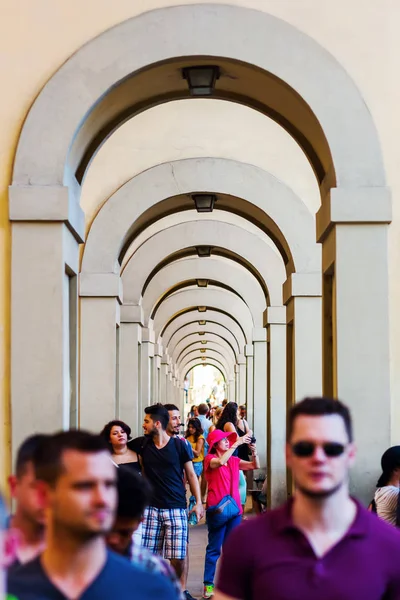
207;429;238;449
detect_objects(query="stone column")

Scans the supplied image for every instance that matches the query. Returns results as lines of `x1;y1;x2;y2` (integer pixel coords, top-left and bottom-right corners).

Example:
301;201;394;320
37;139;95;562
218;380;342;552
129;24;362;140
238;355;247;407
253;328;268;469
80;293;121;431
317;187;391;501
153;344;162;404
234;365;240;403
265;307;287;508
118;305;143;438
284;274;322;403
9;185;83;455
227;378;235;401
160;358;169;404
245;345;254;431
141;328;155;411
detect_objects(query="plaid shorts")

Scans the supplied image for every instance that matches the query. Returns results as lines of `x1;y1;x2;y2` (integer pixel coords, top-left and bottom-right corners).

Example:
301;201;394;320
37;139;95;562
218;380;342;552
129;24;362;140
142;506;188;560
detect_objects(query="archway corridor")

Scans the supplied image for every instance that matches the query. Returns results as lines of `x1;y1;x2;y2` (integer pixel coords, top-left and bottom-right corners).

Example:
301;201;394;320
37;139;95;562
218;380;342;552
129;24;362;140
9;3;392;511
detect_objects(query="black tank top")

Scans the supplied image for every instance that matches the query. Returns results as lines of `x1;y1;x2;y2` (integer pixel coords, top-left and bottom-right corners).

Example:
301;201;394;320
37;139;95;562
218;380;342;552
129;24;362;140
237;424;250;461
118;461;142;475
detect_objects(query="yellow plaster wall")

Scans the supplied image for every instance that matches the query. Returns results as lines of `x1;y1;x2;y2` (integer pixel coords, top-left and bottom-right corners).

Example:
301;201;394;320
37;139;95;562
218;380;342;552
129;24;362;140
1;0;399;485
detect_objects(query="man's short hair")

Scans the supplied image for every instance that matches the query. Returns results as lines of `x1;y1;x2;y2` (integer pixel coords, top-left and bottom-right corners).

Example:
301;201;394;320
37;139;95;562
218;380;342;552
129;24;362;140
163;404;179;412
15;434;50;478
287;397;353;442
198;403;209;416
144;404;169;430
116;468;152;520
35;430;110;486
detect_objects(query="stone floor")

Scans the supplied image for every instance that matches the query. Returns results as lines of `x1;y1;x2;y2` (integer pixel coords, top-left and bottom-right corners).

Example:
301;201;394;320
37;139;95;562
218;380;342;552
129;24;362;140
187;522;209;599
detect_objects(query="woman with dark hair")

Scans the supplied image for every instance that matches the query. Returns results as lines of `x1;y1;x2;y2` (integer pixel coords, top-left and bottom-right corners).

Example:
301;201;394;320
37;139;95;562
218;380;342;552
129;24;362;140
100;420;140;473
373;446;400;526
185;418;205;480
100;420;142;545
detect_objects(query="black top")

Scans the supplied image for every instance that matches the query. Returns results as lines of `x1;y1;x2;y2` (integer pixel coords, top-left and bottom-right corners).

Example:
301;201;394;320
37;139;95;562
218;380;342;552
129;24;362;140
118;461;142;475
137;436;192;509
237;423;250;461
7;550;178;599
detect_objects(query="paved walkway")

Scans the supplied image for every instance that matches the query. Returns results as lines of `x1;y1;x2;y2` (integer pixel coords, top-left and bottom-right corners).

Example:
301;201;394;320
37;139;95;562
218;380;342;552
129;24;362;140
187;522;208;599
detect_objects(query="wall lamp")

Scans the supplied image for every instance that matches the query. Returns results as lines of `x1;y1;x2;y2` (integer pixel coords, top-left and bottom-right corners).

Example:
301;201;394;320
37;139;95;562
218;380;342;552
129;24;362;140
192;193;217;213
182;65;220;96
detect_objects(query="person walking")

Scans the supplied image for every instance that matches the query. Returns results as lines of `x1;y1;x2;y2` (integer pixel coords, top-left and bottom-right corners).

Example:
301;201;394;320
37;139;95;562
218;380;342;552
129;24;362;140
185;418;205;481
106;467;184;599
214;397;400;600
217;402;250;510
372;446;400;526
197;404;212;439
163;403;196;600
202;429;258;599
7;430;179;599
100;420;141;474
8;434;48;571
100;419;142;545
139;404;204;589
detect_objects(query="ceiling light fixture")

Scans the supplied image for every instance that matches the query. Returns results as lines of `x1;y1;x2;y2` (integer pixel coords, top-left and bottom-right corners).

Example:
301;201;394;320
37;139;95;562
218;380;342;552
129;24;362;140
192;194;217;213
182;65;220;96
196;246;212;258
197;279;209;288
198;306;207;313
199;320;206;326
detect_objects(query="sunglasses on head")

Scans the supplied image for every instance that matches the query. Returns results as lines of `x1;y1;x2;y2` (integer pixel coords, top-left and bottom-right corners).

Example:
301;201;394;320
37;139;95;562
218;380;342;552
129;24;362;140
291;441;346;458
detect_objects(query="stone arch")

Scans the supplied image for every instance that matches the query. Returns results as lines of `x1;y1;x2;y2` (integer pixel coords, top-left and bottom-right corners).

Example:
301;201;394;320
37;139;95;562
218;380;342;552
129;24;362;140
169;326;239;360
13;4;384;189
81;158;319;277
180;360;228;385
179;353;232;381
139;256;266;326
174;337;236;365
152;288;254;342
163;311;246;355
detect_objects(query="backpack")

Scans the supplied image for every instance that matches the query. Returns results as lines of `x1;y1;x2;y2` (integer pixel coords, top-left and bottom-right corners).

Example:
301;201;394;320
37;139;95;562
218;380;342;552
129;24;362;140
369;491;400;527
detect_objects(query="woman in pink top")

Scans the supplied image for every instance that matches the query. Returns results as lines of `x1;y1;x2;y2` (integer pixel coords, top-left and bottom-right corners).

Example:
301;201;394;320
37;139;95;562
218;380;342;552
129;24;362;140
202;429;260;599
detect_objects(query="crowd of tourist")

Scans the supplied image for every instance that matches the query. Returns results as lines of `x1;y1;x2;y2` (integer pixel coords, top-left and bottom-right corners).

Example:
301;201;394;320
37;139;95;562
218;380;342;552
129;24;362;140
2;397;400;599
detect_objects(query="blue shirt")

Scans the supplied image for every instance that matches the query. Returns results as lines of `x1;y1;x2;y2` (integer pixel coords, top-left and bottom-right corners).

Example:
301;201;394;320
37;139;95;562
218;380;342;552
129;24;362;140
198;415;212;439
8;550;179;599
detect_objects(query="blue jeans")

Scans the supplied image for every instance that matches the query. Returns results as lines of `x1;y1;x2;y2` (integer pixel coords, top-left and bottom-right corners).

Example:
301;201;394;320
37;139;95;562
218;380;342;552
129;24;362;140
203;514;242;585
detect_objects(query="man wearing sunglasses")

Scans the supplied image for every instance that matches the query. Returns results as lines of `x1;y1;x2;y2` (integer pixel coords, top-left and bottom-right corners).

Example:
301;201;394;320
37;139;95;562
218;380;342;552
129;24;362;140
214;397;400;600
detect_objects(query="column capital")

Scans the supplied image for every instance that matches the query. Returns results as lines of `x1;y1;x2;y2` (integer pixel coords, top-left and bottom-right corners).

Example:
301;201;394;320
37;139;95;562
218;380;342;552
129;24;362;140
252;328;267;342
154;343;163;357
79;273;123;303
9;185;85;243
244;344;254;357
142;328;155;344
283;273;321;304
120;304;144;324
237;353;246;365
234;364;240;374
316;187;391;242
263;306;286;326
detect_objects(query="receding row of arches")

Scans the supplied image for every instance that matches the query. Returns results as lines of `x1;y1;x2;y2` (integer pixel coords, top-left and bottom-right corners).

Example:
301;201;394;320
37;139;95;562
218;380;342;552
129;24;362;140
9;4;391;503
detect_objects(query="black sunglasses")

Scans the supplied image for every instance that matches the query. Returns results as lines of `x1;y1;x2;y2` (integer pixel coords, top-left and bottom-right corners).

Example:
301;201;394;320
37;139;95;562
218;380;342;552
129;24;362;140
291;441;346;458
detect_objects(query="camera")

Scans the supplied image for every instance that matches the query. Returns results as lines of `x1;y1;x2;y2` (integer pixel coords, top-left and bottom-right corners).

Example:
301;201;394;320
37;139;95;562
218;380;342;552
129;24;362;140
249;435;256;444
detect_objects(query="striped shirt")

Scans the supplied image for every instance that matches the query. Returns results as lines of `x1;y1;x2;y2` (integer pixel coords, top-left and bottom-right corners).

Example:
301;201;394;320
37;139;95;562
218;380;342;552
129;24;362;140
374;485;399;526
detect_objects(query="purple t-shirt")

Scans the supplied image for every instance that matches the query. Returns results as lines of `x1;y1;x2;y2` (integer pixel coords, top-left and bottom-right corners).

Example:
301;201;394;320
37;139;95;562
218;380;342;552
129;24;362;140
217;499;400;600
